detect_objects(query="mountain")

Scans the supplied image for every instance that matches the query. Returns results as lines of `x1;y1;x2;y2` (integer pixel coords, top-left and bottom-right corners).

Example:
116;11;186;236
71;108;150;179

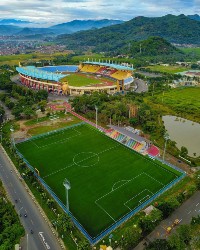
0;25;22;35
188;14;200;21
0;19;124;36
0;19;31;25
57;14;200;51
50;19;124;34
16;27;53;36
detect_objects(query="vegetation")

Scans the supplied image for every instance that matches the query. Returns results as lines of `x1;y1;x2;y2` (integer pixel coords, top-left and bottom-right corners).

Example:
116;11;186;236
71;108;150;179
0;67;48;120
16;123;182;238
145;65;188;74
0;52;67;66
146;215;200;250
57;14;200;54
0;180;24;249
146;87;200;123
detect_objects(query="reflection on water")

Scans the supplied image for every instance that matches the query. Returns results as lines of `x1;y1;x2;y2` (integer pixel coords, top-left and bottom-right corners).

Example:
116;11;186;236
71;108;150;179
162;115;200;157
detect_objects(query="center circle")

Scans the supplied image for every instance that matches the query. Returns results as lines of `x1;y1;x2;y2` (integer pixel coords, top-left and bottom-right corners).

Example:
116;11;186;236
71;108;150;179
73;152;99;168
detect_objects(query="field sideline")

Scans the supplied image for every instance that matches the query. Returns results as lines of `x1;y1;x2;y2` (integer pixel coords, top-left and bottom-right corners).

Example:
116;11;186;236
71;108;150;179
16;123;183;240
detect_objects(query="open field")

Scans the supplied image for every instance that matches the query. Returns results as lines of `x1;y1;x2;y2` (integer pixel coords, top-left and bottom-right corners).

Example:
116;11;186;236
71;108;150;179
146;65;188;74
147;87;200;123
61;73;114;87
0;52;65;66
181;47;200;57
16;123;182;239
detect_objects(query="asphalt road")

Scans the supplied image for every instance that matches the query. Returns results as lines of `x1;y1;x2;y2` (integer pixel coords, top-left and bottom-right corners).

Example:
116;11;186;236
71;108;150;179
134;190;200;250
134;79;148;93
0;146;63;250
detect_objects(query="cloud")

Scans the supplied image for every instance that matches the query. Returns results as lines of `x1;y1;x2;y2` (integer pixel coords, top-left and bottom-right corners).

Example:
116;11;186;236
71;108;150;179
0;0;198;26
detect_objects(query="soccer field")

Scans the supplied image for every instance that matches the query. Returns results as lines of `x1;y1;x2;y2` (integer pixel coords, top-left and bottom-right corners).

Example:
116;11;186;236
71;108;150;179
16;123;183;240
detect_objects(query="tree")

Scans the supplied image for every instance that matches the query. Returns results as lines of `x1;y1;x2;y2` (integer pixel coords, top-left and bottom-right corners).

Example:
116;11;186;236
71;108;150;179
120;226;141;250
157;202;176;218
57;213;73;233
77;240;90;250
146;239;171;250
180;146;188;157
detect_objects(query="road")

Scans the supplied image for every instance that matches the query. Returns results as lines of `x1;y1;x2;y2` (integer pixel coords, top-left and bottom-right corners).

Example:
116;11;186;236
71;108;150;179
134;190;200;250
0;146;64;250
134;79;148;93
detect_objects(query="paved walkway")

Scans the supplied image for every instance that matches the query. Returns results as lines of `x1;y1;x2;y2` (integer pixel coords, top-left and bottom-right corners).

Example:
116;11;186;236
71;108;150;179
134;190;200;250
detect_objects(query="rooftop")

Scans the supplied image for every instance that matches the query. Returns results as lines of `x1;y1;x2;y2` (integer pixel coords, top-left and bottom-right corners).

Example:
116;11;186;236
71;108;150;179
83;60;134;71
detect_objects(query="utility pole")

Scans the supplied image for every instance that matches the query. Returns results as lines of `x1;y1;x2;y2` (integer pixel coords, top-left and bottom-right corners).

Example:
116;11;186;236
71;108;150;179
163;133;170;162
95;106;98;129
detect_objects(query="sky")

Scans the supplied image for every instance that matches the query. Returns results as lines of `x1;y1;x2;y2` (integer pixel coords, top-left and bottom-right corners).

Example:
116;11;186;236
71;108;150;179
0;0;198;26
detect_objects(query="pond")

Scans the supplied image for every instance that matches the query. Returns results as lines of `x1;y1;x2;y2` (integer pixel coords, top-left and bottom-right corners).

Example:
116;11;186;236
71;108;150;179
162;115;200;157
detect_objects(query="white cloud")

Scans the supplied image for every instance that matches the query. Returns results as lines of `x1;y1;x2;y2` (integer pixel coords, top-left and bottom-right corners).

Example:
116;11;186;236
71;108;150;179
0;0;198;26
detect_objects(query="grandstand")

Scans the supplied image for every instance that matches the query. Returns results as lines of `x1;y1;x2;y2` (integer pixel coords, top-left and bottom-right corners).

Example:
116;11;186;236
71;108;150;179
108;125;159;156
16;60;134;96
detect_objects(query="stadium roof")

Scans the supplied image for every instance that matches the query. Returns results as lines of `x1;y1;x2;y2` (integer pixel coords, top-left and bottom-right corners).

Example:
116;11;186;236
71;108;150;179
83;60;134;71
16;66;67;82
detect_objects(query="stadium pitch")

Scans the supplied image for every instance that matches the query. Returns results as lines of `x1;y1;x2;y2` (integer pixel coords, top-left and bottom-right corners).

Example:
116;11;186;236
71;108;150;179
16;123;183;240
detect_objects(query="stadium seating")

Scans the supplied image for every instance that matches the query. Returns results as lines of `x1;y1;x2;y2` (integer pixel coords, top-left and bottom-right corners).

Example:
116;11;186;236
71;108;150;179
80;65;101;73
96;67;107;74
109;130;148;154
111;71;130;80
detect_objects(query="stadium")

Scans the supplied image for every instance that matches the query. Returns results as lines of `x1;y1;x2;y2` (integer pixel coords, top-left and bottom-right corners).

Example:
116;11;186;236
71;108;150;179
16;60;134;96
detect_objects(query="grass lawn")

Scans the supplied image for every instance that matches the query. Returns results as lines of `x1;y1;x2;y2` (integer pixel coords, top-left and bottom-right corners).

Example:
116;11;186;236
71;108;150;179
146;65;188;74
181;47;200;57
61;73;104;87
16;123;182;240
0;52;64;66
148;87;200;123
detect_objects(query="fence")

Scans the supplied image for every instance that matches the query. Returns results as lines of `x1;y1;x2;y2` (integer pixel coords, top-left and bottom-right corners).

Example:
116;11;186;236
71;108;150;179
14;120;187;244
15;122;85;144
15;146;186;245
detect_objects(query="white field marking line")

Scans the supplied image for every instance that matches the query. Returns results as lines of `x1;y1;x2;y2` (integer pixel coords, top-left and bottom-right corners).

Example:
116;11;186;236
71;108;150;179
33;128;82;148
95;173;147;219
43;145;119;179
143;172;165;186
73;152;100;168
124;189;153;210
30;139;40;148
196;203;199;207
95;172;145;203
94;174;181;240
95;202;117;222
112;180;128;191
139;195;150;204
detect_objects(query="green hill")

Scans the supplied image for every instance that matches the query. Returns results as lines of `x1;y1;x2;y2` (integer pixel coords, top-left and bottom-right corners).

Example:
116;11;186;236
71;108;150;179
57;14;200;51
123;37;182;56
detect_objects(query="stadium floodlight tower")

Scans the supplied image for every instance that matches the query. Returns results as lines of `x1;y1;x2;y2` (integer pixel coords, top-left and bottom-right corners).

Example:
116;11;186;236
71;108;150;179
95;105;98;129
63;179;71;210
163;132;170;163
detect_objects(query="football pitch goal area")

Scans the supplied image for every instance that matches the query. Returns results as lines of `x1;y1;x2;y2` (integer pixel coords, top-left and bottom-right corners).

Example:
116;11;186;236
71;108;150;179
16;122;185;243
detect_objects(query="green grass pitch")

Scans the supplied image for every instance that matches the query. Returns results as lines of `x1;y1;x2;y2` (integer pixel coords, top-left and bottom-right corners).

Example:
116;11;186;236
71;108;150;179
16;123;182;238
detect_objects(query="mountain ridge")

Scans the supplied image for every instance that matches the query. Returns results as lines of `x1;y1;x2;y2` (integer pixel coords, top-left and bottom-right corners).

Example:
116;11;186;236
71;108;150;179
57;14;200;51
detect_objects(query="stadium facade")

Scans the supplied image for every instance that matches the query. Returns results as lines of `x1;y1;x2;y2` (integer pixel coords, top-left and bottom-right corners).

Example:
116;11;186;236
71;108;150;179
16;60;134;96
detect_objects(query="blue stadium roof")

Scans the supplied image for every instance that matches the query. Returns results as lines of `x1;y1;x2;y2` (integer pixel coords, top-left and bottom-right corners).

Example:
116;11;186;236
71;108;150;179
83;60;134;71
16;66;67;82
40;65;78;73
